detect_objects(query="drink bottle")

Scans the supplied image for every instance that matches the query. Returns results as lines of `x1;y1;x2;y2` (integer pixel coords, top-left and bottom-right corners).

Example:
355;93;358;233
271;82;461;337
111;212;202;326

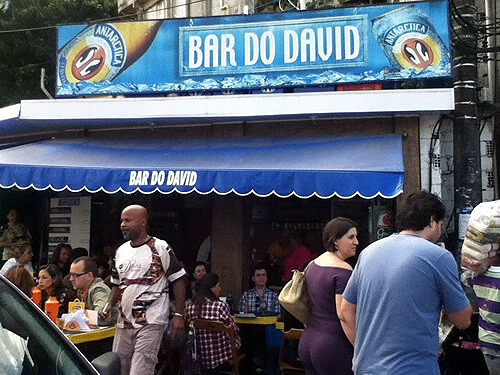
31;286;42;307
226;294;233;313
371;5;449;72
45;296;60;323
57;20;163;86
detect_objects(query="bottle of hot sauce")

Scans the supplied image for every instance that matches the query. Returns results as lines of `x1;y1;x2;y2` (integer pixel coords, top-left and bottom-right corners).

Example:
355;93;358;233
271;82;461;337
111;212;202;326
44;296;60;323
31;286;42;308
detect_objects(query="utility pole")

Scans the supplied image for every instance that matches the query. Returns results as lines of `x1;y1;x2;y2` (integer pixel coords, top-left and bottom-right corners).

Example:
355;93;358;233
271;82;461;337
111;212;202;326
452;0;482;249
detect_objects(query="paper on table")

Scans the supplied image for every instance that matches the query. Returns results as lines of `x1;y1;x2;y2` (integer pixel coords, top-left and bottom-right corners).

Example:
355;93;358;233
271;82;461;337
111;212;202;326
85;310;98;327
234;313;256;318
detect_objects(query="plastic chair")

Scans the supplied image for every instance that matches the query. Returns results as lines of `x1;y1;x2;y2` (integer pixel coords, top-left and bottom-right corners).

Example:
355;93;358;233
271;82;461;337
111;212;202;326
193;319;244;375
278;328;305;375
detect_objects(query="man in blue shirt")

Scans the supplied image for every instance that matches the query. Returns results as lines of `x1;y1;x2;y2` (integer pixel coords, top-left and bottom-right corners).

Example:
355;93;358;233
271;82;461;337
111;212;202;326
339;191;472;375
238;265;280;315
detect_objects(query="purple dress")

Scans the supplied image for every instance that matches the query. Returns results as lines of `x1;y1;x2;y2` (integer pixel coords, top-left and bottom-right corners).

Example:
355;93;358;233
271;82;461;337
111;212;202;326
298;262;353;375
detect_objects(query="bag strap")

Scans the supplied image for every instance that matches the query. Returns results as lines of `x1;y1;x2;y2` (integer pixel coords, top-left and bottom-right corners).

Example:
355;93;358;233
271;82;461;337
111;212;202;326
303;260;314;275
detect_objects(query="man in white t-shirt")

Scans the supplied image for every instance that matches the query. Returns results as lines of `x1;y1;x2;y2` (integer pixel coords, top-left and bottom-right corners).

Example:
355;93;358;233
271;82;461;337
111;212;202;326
100;205;186;375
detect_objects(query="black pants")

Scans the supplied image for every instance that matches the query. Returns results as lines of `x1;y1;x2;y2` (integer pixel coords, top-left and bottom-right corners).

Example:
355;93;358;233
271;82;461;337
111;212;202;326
203;362;232;374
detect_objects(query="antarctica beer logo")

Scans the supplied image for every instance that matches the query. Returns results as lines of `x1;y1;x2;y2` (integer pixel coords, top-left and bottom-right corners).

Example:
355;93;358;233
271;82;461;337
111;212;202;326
58;23;126;85
371;5;449;71
58;21;163;86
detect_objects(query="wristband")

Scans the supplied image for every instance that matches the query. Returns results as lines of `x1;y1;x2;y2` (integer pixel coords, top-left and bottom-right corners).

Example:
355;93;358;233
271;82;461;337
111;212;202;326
173;312;184;318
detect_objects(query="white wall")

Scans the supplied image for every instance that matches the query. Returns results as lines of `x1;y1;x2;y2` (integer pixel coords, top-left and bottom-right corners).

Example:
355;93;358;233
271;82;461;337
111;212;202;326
419;113;495;235
480;119;495;202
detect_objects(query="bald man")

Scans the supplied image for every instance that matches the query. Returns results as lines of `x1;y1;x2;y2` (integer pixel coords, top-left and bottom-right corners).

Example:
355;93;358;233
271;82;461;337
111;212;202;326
101;205;186;375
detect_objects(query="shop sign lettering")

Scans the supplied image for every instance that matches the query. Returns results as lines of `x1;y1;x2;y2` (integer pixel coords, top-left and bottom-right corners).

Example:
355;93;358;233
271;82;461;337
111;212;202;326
180;15;367;76
128;170;197;186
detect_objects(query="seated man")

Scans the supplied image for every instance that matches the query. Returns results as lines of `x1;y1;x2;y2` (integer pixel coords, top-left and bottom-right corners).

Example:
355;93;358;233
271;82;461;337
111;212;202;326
69;256;117;325
238;264;280;315
238;265;280;315
238;265;281;371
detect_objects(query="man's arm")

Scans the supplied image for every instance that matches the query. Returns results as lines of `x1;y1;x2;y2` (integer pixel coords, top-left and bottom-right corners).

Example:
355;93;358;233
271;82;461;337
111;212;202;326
91;285;110;311
272;292;281;314
338;297;356;346
170;278;186;336
444;305;473;330
99;285;120;320
92;284;116;324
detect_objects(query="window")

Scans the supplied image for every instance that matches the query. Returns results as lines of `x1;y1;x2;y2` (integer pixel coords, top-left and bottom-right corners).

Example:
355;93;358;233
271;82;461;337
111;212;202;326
0;278;97;375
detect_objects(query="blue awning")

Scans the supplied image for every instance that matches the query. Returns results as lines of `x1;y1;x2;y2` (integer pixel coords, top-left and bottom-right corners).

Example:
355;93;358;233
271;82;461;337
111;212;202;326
0;135;404;199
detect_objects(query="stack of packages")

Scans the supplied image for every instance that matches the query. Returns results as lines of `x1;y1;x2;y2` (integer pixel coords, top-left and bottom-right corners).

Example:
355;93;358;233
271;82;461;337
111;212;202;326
461;200;500;274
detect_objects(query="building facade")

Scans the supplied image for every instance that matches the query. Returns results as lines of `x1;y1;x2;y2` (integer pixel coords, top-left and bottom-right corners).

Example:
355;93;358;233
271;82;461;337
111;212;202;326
0;0;497;300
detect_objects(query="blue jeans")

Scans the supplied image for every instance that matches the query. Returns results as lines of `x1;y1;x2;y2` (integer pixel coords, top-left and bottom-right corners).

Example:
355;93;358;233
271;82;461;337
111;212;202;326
482;348;500;375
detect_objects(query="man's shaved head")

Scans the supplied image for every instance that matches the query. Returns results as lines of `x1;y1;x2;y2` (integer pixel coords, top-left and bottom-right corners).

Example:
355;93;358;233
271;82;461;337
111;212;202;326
120;205;149;243
122;205;149;221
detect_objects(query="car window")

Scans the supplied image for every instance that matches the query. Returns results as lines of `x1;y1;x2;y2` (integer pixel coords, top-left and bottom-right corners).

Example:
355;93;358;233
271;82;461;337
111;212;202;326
0;276;98;375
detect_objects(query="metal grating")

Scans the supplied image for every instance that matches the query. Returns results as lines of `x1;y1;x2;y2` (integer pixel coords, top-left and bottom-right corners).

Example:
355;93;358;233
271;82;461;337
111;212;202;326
433;154;441;169
487;170;494;188
486;140;493;157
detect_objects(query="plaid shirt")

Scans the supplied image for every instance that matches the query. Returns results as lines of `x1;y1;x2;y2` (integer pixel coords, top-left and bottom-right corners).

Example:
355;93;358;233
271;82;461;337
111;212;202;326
185;299;241;369
238;288;281;314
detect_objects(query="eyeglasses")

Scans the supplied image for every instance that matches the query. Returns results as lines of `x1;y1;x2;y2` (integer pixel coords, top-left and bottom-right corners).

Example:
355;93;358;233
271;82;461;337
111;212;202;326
69;272;89;279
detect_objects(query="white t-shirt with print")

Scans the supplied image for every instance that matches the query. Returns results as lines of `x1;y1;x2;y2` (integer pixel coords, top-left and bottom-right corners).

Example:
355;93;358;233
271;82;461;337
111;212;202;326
111;237;186;329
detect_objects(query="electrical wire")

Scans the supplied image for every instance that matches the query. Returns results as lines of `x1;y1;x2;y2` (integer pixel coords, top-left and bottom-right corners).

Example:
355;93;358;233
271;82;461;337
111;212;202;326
0;0;211;34
450;0;500;54
428;116;444;191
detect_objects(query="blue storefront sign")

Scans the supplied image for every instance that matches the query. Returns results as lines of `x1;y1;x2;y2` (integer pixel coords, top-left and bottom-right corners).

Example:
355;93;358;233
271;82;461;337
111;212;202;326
56;0;451;97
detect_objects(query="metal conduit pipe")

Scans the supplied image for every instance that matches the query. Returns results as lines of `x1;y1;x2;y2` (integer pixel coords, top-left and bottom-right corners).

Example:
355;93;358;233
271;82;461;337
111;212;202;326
485;0;498;197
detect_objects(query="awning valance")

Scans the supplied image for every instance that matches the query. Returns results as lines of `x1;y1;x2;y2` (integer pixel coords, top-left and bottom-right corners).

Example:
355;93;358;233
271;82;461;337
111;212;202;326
0;89;454;140
0;135;404;199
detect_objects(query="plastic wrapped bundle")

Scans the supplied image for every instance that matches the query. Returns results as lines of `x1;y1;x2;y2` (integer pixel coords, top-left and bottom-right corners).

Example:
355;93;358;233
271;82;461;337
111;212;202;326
461;201;500;273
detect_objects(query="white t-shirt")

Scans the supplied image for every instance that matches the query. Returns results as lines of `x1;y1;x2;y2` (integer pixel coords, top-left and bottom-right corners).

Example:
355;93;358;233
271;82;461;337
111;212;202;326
0;258;33;276
110;237;186;329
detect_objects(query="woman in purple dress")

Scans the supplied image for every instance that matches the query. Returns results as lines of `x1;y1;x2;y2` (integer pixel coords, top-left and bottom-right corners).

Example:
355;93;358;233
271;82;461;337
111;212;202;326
298;217;359;375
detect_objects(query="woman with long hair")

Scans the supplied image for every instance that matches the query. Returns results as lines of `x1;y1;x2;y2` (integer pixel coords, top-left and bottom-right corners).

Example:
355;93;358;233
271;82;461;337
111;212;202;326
298;217;359;375
37;264;67;312
184;273;241;374
49;243;72;278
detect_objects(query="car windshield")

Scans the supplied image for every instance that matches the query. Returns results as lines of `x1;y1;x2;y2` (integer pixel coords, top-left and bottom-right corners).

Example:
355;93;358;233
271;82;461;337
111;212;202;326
0;275;98;375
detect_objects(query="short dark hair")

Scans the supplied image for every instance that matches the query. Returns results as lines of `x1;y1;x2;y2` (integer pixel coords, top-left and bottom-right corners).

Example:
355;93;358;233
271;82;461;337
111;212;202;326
396;191;445;231
252;263;268;276
193;261;209;273
322;217;357;252
71;247;88;261
73;256;98;277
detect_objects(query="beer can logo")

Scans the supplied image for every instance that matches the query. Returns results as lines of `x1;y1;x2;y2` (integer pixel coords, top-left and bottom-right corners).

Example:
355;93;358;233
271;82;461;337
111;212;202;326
71;45;107;80
372;5;449;72
58;23;127;85
377;210;394;230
